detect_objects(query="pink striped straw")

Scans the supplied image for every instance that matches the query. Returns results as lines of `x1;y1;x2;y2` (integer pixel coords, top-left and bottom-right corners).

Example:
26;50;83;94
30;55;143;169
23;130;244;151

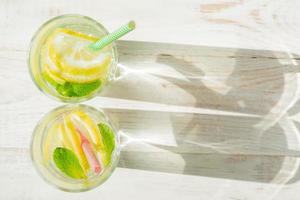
76;128;102;174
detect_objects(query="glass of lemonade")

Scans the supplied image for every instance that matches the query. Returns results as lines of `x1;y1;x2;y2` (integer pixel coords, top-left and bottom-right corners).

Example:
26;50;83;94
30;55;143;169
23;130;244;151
29;14;118;102
31;104;120;192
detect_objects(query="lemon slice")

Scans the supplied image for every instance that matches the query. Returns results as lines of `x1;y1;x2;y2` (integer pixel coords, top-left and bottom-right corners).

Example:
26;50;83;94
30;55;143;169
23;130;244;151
70;110;116;166
63;115;89;171
70;110;104;149
59;123;73;150
44;122;62;162
43;64;66;85
41;45;65;85
46;28;112;83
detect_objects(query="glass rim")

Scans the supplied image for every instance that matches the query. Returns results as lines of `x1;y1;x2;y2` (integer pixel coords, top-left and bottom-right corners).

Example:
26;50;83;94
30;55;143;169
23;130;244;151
30;104;120;192
28;14;118;103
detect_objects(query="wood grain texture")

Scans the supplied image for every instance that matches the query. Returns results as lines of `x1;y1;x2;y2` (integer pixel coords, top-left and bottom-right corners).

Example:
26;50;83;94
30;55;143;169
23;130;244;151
1;0;300;52
1;0;300;199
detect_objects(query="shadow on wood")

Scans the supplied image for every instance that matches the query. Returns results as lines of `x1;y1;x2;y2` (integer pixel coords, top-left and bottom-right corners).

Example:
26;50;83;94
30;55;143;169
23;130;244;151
101;41;300;184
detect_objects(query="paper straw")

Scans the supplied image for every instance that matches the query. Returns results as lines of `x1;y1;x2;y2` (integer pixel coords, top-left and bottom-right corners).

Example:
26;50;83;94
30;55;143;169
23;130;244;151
90;21;135;50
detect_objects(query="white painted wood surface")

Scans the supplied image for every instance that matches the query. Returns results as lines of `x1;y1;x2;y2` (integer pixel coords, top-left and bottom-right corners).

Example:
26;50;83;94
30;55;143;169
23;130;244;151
1;0;300;199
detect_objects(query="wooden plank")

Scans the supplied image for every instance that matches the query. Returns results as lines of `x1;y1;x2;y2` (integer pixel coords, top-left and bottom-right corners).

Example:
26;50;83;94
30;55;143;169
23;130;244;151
0;148;300;200
109;41;300;117
1;0;300;53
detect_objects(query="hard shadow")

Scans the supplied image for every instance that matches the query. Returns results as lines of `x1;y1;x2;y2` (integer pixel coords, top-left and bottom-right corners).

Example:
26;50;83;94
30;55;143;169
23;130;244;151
101;41;300;184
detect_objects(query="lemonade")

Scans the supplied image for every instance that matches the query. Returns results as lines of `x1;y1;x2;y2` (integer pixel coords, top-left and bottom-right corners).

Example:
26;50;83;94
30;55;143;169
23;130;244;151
29;15;117;102
31;105;120;192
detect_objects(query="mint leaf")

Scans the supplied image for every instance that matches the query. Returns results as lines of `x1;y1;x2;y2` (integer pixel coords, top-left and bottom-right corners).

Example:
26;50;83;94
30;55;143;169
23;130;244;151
56;82;76;97
56;81;101;97
42;66;101;97
53;147;86;179
98;123;115;166
72;81;101;96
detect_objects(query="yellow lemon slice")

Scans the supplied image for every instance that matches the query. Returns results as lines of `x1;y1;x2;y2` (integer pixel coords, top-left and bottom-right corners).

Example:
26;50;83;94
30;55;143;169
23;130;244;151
63;115;89;171
70;110;104;149
44;122;62;162
59;123;73;151
41;45;65;85
43;63;66;85
46;28;112;83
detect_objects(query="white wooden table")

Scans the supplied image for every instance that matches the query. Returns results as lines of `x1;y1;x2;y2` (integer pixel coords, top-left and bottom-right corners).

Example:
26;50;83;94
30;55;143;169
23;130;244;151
1;0;300;199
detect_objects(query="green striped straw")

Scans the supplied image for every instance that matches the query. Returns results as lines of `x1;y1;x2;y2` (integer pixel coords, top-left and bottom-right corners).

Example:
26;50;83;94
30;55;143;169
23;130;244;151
90;21;136;50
